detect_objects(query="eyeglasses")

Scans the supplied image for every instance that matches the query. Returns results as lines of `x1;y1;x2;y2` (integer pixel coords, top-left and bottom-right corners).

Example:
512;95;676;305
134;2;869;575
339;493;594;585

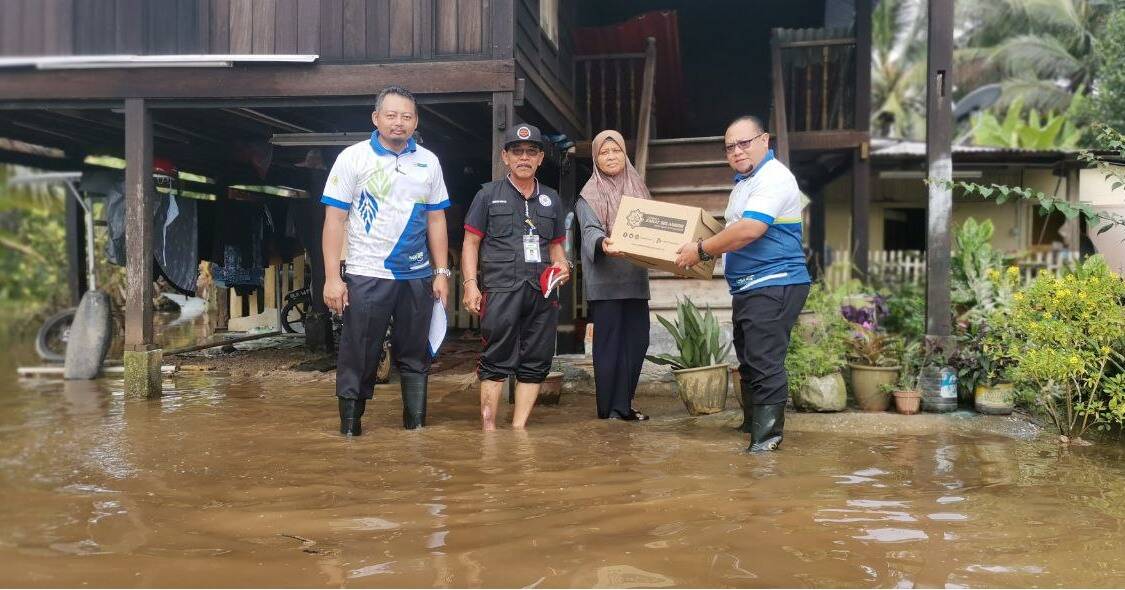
724;133;766;155
507;147;542;157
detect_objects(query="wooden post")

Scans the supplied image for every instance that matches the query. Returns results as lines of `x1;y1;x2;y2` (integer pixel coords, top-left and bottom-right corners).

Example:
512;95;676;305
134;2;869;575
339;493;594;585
64;191;86;305
851;0;873;281
124;98;154;351
925;0;954;339
123;98;161;397
557;150;578;353
851;147;871;280
770;31;790;166
1064;166;1081;252
491;91;514;180
634;37;657;179
808;187;827;280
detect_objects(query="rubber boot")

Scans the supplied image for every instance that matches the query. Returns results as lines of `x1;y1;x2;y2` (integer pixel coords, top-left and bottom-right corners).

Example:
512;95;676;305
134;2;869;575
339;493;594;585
746;402;786;453
738;387;753;433
400;373;428;430
338;397;365;436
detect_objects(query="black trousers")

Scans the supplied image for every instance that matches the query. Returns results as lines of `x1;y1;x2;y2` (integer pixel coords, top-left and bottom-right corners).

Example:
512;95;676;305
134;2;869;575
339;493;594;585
336;274;433;400
731;283;810;406
589;299;650;418
478;284;559;383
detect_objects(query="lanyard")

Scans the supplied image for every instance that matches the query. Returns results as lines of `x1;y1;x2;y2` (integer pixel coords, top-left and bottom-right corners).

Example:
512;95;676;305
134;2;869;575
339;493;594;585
524;200;537;235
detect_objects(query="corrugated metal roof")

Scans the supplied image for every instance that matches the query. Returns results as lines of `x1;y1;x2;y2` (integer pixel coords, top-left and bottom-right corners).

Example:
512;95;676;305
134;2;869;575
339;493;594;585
871;138;1074;159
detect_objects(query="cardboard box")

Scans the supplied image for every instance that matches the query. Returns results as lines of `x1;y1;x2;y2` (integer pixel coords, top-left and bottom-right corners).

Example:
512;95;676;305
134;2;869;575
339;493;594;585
609;196;726;279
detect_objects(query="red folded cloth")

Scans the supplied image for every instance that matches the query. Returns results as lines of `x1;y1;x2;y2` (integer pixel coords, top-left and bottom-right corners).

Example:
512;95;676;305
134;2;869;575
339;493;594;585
540;266;564;298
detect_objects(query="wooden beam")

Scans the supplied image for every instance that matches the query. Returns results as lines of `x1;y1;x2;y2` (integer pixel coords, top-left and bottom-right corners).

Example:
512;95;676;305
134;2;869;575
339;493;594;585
0;60;516;101
808;187;826;281
491;91;513;180
124;98;155;351
925;0;954;339
789;130;868;152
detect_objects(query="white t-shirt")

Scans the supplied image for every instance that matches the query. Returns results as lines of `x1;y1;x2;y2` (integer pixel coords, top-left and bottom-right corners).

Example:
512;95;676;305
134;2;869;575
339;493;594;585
321;133;450;279
722;150;810;293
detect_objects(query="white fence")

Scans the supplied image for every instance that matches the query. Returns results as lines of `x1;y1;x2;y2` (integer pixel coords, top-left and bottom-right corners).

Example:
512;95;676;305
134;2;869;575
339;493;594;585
823;249;1081;288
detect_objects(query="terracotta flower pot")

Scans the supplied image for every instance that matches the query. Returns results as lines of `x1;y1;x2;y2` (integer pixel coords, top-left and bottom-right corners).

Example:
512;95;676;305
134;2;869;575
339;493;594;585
848;364;900;412
673;364;729;415
893;389;922;415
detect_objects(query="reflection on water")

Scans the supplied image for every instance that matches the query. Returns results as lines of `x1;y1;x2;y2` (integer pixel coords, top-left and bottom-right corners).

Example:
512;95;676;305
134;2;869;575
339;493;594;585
3;328;1125;586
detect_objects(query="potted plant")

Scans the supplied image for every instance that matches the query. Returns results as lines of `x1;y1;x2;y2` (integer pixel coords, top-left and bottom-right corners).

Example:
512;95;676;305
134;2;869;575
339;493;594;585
788;285;849;412
846;325;902;411
647;297;732;415
892;341;923;414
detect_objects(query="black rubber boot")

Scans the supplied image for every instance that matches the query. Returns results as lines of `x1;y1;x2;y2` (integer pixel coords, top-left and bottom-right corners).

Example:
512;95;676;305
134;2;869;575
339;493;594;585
338;397;365;436
400;373;428;430
746;402;786;453
738;387;753;433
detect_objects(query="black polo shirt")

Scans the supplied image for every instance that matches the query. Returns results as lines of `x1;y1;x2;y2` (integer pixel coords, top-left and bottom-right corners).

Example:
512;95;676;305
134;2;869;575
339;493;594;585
464;176;566;293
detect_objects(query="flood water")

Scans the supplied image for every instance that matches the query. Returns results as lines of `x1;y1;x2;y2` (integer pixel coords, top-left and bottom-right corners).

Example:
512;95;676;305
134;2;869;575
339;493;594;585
4;333;1125;587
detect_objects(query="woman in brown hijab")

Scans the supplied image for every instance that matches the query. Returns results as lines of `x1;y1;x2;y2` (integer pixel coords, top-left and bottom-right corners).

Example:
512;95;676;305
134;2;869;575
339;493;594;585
575;130;653;421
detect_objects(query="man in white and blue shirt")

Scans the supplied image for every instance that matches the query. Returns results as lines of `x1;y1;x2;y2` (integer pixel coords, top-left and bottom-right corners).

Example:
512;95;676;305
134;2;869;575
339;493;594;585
675;116;810;453
321;86;451;436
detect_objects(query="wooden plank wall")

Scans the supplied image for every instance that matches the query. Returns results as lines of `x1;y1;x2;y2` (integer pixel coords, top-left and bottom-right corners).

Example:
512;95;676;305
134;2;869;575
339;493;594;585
0;0;495;61
514;0;574;101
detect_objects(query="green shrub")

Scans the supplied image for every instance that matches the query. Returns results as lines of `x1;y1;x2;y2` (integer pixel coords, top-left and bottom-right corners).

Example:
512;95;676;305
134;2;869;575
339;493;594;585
988;256;1125;441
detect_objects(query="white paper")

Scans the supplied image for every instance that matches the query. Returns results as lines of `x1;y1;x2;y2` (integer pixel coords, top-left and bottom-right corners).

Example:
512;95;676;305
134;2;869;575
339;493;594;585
428;300;447;358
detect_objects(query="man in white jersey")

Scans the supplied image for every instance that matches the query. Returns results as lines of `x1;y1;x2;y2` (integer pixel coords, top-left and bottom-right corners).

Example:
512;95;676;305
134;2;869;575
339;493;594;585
321;86;451;436
674;116;810;453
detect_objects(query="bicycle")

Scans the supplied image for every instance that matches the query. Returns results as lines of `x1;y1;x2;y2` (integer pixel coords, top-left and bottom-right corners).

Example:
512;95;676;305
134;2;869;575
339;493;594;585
281;285;392;384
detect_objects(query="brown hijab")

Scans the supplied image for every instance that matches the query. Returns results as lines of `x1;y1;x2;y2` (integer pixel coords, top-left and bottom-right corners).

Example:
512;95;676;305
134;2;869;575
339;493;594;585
580;129;651;234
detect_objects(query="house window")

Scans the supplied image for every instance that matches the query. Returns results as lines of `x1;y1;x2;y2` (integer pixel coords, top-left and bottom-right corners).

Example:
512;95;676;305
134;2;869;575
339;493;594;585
540;0;559;48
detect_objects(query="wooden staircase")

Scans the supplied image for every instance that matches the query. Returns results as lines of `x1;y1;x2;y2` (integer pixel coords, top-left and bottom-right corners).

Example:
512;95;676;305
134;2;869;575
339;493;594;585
643;136;734;322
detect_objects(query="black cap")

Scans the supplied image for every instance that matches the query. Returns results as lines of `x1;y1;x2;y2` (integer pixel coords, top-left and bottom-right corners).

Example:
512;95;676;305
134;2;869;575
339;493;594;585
503;123;545;149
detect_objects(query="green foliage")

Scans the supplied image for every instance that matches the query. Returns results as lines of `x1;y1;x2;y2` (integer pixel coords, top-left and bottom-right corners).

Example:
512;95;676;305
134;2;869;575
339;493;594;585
880;282;925;342
970;97;1083;149
872;0;927;139
951;218;1019;322
987;256;1125;441
647;297;731;371
847;324;904;368
786;284;850;392
1085;8;1125;134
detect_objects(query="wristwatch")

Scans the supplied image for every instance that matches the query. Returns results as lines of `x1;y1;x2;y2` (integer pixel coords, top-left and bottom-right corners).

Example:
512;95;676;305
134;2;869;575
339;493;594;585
434;267;452;278
697;239;715;262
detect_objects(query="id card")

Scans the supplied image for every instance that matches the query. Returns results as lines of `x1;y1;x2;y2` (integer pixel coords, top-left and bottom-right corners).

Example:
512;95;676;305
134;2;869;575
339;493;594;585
523;234;542;263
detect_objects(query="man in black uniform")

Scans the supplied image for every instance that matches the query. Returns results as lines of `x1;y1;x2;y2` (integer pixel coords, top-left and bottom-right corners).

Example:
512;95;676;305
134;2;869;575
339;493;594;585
461;124;570;431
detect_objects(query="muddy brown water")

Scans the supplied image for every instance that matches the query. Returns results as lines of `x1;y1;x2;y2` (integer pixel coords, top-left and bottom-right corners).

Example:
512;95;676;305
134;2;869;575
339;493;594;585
4;334;1125;587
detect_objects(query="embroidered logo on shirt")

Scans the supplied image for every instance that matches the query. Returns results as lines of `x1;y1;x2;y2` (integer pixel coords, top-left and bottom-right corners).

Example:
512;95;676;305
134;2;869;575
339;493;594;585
538;194;552;207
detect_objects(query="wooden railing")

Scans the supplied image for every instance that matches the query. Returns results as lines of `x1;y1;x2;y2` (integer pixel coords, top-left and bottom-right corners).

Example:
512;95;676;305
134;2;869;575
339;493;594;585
770;28;858;162
574;37;657;177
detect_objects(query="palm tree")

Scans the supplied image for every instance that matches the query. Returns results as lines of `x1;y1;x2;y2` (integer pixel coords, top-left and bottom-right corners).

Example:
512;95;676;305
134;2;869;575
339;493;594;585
871;0;928;139
959;0;1111;112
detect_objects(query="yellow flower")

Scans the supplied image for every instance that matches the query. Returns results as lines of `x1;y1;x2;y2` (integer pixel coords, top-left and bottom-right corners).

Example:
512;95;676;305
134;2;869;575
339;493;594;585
1090;277;1100;285
1102;346;1113;355
1066;275;1077;283
1069;355;1082;366
1007;266;1020;277
1014;292;1025;302
988;269;1001;281
1079;291;1087;300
